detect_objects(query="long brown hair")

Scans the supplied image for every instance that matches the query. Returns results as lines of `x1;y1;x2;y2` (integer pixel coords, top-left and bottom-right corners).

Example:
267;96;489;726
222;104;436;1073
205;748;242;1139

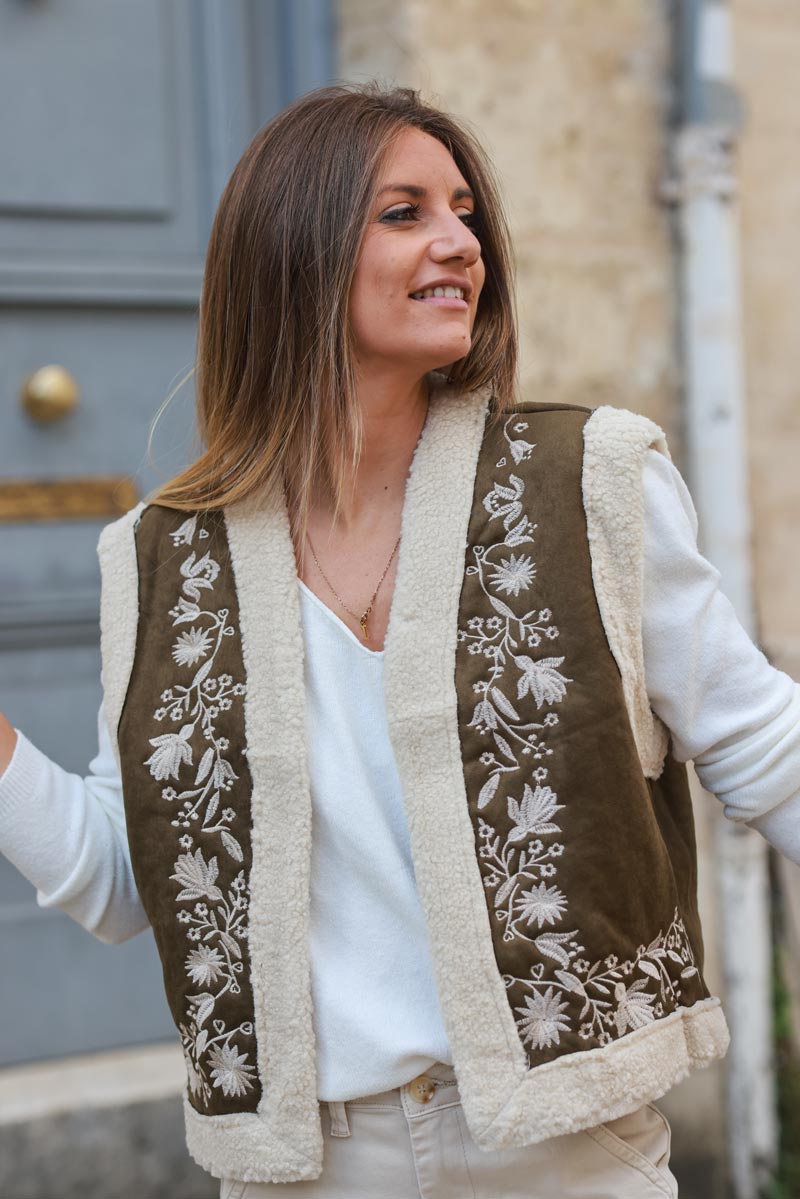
150;81;519;551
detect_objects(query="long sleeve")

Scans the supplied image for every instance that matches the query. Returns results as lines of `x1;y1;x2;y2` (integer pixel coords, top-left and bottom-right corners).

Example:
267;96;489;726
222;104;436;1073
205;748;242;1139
641;447;800;862
0;700;148;944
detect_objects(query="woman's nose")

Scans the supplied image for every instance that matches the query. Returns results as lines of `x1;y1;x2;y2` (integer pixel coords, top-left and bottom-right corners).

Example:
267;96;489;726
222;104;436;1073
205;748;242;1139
430;215;481;264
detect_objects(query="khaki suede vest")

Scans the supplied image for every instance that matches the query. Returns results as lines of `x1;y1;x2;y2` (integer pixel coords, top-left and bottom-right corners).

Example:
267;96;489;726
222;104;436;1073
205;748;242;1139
98;377;730;1184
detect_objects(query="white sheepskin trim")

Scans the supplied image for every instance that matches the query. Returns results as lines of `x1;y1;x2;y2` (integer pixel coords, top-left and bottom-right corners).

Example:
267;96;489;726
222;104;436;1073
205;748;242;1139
383;378;532;1139
470;997;730;1151
96;501;147;769
182;1092;321;1184
223;494;324;1182
582;405;672;779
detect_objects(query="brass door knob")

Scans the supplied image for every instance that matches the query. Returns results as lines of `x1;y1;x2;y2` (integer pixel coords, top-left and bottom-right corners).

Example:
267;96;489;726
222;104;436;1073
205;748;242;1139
20;365;80;423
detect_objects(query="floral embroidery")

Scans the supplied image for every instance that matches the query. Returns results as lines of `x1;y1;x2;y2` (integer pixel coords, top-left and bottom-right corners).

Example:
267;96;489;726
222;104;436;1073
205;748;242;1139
143;513;256;1108
459;414;699;1060
509;909;700;1050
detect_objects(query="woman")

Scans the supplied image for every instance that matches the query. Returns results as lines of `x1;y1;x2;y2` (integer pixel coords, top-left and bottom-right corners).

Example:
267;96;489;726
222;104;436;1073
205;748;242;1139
1;82;798;1199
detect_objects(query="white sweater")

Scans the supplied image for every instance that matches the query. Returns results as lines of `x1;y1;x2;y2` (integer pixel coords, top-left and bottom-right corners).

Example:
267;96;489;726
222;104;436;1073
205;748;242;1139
1;450;798;1100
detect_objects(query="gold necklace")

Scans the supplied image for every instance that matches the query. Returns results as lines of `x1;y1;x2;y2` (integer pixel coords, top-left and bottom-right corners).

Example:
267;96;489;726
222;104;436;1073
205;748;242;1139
305;528;401;642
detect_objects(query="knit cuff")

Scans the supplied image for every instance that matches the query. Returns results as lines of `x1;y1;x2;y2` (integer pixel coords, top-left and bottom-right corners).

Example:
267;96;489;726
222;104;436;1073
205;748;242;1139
0;730;48;823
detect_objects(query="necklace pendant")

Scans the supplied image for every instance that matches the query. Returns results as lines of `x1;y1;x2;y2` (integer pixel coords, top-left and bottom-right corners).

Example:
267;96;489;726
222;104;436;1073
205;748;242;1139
360;610;370;640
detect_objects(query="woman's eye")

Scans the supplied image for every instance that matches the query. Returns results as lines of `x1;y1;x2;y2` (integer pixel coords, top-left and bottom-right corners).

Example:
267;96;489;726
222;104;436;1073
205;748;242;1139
379;204;480;231
380;204;421;222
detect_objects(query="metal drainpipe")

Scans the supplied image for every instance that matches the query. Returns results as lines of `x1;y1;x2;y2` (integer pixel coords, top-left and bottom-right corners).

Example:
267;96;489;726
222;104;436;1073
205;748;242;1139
661;2;777;1195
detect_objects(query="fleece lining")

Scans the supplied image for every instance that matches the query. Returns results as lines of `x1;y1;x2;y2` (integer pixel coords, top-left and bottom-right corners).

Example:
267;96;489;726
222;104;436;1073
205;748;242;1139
582;406;672;778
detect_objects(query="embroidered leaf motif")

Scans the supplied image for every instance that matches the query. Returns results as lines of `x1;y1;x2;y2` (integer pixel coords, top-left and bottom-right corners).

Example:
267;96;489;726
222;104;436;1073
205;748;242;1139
145;513;254;1109
191;993;215;1028
491;687;521;722
488;594;515;620
495;875;517;907
505;516;535;547
217;929;242;960
555;970;586;996
192;659;215;688
221;830;243;863
170;597;202;624
534;931;576;969
180;551;221;601
196;748;214;785
478;773;501;810
493;732;516;762
459;413;700;1061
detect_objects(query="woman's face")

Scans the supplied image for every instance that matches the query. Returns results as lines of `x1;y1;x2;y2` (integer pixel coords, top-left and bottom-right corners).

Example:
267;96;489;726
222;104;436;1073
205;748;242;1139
349;127;486;380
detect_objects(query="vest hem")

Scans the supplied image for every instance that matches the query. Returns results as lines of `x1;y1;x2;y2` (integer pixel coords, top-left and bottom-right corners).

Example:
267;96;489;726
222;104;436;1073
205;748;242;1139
182;1092;324;1184
466;995;730;1151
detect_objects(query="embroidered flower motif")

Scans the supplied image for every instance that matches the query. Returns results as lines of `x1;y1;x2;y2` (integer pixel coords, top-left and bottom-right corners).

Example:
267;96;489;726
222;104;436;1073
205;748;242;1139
180;551;220;601
613;979;657;1035
171;849;223;902
172;626;214;666
186;945;226;986
488;553;536;596
146;513;255;1110
171;515;198;546
514;655;571;707
460;412;699;1062
507;783;564;842
145;726;194;780
516;881;569;929
183;1046;204;1096
515;986;571;1050
208;1043;257;1097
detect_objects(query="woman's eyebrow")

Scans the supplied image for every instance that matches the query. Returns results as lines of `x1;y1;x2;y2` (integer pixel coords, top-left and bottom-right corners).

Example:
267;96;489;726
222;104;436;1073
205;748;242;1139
377;183;475;201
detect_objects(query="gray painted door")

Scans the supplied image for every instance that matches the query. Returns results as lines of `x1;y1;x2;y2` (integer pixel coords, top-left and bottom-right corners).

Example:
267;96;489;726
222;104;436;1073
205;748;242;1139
0;0;332;1066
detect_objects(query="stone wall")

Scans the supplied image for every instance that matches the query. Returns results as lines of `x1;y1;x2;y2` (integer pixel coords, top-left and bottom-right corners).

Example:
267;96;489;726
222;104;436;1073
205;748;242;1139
338;0;683;446
733;0;800;682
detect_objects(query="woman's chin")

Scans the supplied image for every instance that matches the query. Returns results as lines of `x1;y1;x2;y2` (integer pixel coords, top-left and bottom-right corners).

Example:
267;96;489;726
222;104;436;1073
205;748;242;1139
417;337;472;373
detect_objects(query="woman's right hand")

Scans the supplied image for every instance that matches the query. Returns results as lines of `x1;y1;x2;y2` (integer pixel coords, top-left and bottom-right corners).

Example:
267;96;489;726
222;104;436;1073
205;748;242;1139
0;712;18;777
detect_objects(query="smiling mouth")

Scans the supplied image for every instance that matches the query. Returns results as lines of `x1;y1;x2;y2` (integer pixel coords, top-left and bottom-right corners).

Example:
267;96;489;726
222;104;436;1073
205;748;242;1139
410;286;467;302
410;290;468;311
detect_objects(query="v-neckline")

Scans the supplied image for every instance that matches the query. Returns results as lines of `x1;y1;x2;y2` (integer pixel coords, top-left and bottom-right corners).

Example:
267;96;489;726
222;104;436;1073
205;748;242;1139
297;577;385;658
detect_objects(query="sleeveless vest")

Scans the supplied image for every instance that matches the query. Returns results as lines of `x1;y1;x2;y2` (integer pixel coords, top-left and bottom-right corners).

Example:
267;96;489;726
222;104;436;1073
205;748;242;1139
97;377;730;1183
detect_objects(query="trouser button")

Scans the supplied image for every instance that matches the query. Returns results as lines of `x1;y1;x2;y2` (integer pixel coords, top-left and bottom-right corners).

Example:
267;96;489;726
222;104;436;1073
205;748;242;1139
407;1073;436;1103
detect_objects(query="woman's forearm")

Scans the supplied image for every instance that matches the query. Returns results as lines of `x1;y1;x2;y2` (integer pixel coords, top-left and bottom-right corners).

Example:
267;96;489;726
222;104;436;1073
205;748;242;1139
0;707;148;943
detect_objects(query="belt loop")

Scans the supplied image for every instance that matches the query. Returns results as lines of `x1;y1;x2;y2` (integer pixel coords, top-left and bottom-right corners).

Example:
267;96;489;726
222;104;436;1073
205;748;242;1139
327;1100;351;1138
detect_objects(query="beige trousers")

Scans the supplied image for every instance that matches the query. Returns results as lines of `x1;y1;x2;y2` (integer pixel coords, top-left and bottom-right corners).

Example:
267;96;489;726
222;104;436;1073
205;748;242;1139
218;1061;679;1198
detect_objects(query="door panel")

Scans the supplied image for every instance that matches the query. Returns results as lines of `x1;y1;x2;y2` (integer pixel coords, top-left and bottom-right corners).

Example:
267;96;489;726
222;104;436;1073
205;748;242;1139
0;0;332;1065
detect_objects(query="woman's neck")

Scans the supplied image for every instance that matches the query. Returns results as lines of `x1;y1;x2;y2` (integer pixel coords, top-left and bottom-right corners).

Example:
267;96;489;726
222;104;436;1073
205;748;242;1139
313;373;431;533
